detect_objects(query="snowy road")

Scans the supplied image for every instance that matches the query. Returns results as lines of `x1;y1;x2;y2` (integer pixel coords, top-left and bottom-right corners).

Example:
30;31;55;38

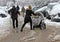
0;15;60;42
0;22;56;42
0;14;11;40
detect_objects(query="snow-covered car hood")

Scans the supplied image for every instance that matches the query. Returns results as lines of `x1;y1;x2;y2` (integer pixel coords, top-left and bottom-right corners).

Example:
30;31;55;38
49;4;60;15
35;6;47;13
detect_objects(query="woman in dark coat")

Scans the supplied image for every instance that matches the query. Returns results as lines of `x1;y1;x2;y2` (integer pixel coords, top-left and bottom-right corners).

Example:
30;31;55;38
20;5;36;32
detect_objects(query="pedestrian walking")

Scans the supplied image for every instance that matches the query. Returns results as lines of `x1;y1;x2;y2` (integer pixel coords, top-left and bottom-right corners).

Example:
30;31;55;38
21;6;25;17
20;5;36;32
8;5;20;29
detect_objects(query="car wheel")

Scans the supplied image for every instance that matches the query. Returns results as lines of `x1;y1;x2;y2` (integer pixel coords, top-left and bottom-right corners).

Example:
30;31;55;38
40;22;46;30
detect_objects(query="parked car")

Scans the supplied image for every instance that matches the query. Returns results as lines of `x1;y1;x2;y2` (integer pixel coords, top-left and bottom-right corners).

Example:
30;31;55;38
31;12;46;30
35;2;60;20
35;6;51;19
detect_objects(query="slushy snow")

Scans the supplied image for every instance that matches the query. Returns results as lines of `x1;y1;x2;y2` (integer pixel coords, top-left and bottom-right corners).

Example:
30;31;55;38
0;7;11;39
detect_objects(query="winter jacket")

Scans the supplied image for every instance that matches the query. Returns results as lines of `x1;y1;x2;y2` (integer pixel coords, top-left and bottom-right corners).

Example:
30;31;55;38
24;9;35;23
8;6;20;19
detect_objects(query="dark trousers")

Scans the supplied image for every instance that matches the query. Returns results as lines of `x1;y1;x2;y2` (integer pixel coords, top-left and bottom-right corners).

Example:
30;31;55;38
21;18;32;31
12;18;18;28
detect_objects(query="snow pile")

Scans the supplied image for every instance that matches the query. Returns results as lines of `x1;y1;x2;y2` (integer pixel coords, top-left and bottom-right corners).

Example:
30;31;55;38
0;9;7;14
44;19;56;26
55;23;60;28
53;35;60;41
48;2;59;5
0;7;10;29
0;6;7;11
0;7;11;39
44;19;60;28
50;4;60;15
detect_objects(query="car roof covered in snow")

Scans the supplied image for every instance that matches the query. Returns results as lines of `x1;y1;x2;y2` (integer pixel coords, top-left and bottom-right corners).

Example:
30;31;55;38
48;2;59;5
0;9;7;14
49;4;60;15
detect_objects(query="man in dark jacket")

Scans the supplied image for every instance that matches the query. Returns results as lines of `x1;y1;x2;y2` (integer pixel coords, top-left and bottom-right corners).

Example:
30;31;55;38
8;6;20;29
20;5;36;32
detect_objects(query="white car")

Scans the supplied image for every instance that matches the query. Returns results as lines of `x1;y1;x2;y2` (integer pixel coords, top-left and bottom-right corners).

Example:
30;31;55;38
35;2;60;19
31;12;46;30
